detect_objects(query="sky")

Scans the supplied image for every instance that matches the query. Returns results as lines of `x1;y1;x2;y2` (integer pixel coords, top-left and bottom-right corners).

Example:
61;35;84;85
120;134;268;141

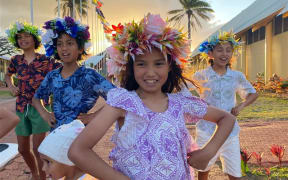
0;0;256;52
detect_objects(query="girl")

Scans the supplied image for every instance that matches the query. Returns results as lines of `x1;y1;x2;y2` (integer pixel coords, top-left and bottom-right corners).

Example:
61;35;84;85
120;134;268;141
38;120;96;180
0;98;19;139
33;17;115;130
194;31;258;180
69;14;236;180
5;21;61;180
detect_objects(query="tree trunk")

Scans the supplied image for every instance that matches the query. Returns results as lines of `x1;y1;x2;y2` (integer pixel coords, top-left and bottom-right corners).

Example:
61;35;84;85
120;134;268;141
187;13;191;40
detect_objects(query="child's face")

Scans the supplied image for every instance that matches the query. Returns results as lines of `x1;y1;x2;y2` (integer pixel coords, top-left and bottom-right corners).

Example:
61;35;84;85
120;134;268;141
40;154;72;180
56;33;83;63
133;49;170;94
16;32;35;50
208;42;233;67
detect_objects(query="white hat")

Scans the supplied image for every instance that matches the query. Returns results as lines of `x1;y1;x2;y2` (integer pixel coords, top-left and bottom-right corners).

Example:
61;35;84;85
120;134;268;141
38;120;84;166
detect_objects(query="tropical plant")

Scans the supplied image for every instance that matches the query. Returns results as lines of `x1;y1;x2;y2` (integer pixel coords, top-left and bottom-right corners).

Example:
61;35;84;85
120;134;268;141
270;144;285;167
168;0;214;39
55;0;88;19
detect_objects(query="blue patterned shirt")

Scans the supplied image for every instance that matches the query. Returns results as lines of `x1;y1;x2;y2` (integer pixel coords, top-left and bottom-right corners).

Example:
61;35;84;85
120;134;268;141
34;66;115;129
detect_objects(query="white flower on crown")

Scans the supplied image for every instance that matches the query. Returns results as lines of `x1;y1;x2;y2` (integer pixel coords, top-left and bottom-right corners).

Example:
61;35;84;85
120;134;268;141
15;22;24;31
42;29;58;46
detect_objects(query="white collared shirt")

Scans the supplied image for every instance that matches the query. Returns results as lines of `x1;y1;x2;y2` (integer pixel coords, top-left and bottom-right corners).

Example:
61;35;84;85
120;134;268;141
193;66;256;137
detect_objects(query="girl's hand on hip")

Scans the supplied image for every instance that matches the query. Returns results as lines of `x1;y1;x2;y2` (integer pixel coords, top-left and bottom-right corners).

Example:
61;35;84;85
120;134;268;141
187;149;211;170
9;85;19;96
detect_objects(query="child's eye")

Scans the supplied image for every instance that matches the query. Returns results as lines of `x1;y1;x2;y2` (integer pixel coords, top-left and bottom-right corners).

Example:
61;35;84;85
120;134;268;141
135;63;145;67
155;62;165;66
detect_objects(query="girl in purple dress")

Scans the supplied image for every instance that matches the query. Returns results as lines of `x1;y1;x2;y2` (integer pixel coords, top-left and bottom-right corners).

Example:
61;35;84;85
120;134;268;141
69;13;236;180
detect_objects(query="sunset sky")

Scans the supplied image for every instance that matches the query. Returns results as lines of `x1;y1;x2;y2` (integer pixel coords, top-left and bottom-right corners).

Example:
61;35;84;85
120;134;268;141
0;0;255;52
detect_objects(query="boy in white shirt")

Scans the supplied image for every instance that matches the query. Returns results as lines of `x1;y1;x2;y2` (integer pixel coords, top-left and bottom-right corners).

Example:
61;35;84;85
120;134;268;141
193;31;258;180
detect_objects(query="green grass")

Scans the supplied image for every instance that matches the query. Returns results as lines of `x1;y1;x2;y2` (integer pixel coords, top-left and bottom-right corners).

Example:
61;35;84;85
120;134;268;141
238;93;288;120
0;90;13;98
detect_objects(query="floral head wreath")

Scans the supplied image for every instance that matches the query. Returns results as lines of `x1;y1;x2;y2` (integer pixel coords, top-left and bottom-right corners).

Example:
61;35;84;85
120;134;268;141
42;16;91;57
5;21;42;48
106;13;191;81
198;31;242;60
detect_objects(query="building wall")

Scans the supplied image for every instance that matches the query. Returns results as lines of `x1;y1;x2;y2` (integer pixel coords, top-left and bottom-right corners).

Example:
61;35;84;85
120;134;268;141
271;31;288;78
245;40;266;81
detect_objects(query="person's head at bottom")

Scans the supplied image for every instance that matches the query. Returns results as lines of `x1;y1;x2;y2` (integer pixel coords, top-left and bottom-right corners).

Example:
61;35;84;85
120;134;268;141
38;120;84;180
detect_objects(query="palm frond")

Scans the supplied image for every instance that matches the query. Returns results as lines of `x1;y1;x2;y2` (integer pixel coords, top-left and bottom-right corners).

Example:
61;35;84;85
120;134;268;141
168;9;184;15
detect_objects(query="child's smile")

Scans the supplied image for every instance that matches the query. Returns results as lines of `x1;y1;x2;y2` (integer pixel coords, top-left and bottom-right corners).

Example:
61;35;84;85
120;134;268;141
134;49;169;94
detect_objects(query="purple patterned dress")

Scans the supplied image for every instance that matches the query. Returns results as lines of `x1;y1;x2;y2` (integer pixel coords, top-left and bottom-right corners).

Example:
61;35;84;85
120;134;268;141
106;88;208;180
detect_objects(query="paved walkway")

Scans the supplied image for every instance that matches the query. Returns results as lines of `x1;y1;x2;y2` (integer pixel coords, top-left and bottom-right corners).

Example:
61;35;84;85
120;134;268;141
0;119;287;180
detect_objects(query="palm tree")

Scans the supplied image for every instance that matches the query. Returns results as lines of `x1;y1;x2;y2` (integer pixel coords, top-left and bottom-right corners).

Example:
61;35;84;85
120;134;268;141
168;0;214;39
55;0;88;19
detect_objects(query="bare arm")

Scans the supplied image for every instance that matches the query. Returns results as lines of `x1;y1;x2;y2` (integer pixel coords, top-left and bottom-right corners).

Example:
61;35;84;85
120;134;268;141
187;106;236;169
32;97;56;127
69;104;130;180
5;73;19;96
0;99;19;138
231;93;258;116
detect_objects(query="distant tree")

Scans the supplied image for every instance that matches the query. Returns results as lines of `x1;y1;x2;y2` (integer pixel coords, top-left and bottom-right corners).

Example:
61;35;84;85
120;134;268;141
168;0;214;40
55;0;88;19
0;36;16;56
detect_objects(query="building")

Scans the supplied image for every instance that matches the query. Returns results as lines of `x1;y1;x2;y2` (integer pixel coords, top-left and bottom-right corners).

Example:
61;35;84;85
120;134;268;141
0;56;10;83
84;51;108;77
192;0;288;82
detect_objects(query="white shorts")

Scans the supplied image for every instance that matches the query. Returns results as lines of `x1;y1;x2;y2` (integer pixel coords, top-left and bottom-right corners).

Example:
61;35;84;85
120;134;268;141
196;130;242;178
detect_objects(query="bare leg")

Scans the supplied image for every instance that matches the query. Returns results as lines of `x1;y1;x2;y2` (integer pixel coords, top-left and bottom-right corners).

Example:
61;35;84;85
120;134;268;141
198;171;210;180
32;133;47;180
17;135;39;180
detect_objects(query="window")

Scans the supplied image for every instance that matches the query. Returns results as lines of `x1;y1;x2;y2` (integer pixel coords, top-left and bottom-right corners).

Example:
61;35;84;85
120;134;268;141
283;17;288;32
274;15;283;35
259;26;265;40
247;29;253;45
253;30;259;42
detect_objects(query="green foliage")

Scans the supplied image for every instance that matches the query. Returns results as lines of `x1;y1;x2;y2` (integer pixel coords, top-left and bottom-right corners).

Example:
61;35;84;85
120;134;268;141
0;90;12;98
247;166;288;179
238;94;288;120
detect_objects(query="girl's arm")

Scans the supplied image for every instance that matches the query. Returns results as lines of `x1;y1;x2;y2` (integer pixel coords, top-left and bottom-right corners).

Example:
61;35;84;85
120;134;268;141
68;104;130;180
0;99;19;138
32;97;56;127
187;106;236;170
231;93;258;116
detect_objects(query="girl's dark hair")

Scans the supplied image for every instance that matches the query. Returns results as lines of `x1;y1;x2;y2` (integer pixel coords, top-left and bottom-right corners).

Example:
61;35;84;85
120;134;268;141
208;41;233;68
15;32;40;49
120;53;198;93
54;32;87;61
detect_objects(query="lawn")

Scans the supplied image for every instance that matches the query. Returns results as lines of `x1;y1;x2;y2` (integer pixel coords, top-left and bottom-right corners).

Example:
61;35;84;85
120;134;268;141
238;93;288;120
0;90;13;98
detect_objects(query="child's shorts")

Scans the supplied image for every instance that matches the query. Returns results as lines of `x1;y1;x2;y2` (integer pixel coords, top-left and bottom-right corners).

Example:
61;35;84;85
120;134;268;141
15;104;51;136
196;129;242;178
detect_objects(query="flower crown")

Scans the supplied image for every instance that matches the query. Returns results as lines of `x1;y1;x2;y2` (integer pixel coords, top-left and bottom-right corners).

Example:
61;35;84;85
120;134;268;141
42;16;91;57
106;13;191;80
198;31;242;60
5;21;42;48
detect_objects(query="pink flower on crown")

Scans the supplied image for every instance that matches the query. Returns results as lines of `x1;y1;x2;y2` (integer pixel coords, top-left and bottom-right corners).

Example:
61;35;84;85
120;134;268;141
144;13;166;35
106;46;126;76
